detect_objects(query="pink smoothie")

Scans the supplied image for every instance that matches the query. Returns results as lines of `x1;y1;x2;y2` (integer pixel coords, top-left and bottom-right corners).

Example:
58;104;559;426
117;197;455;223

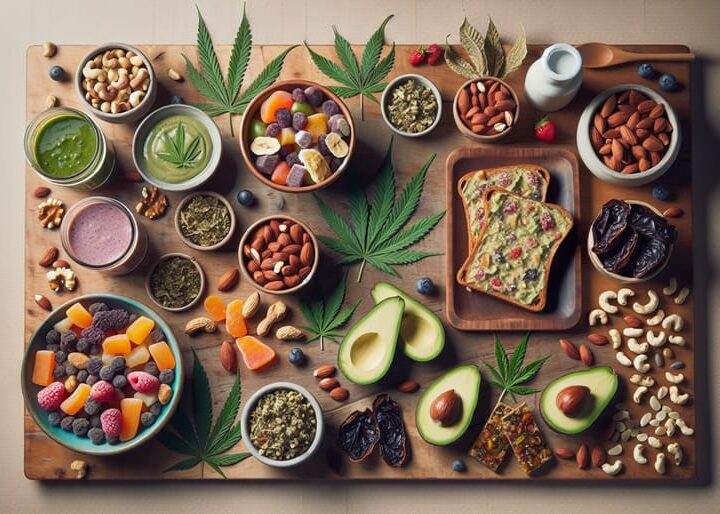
67;201;133;266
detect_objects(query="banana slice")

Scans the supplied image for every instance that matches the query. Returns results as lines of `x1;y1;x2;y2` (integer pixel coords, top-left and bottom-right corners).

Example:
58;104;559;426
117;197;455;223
324;132;349;158
298;149;331;183
250;136;281;156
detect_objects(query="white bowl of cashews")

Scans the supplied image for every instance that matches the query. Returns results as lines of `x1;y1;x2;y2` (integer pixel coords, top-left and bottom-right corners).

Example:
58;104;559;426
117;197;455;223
74;43;157;124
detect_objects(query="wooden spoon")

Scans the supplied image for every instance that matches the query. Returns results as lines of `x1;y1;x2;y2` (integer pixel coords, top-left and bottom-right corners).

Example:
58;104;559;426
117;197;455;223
577;42;694;69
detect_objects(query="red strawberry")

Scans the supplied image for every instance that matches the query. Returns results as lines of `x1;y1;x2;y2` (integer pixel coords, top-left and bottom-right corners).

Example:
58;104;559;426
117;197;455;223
37;382;67;412
90;380;115;403
426;44;443;65
101;408;122;437
534;116;557;143
409;47;426;66
127;371;160;393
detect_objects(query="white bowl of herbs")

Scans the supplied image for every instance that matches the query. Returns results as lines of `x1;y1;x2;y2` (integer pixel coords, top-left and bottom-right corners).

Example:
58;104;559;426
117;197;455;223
381;74;442;137
174;191;236;251
241;382;324;468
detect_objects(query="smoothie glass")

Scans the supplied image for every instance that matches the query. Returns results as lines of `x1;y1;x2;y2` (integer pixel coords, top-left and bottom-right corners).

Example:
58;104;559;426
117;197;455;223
60;197;147;275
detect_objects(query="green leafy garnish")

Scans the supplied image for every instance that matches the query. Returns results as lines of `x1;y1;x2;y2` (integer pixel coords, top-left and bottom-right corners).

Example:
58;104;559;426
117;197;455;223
444;16;527;80
482;333;549;403
158;350;250;478
184;5;297;135
305;15;395;120
298;272;359;351
157;122;203;169
314;137;445;282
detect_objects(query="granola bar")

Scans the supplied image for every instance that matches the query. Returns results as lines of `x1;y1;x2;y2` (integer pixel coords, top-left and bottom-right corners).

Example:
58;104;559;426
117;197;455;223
469;402;513;471
501;402;553;475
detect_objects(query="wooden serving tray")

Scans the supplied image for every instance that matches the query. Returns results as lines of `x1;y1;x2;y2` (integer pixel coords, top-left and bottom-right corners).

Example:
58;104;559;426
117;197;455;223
24;44;698;481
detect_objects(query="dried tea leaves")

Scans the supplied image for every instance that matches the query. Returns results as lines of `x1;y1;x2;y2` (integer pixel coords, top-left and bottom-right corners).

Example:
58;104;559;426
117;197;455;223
386;79;438;134
178;195;231;247
149;256;201;309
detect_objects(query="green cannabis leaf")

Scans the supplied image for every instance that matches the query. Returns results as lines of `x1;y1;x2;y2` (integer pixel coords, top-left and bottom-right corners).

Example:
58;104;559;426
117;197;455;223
298;272;360;351
444;16;527;80
158;350;250;478
482;333;550;403
314;137;445;282
184;5;297;135
305;15;395;120
157;122;202;169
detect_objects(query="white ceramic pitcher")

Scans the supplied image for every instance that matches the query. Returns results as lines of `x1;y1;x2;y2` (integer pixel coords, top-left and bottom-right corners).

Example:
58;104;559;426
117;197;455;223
524;43;583;112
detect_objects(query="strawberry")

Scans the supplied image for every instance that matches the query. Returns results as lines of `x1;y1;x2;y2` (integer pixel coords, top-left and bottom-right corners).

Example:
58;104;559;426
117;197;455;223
534;116;557;143
409;47;426;66
426;44;443;65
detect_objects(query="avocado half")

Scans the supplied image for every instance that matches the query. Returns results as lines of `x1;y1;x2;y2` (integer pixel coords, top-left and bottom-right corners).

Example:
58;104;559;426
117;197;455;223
337;296;404;385
540;366;618;434
370;281;445;362
415;364;481;446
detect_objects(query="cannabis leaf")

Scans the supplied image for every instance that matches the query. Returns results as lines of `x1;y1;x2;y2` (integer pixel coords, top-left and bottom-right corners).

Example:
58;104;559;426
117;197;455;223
184;5;297;135
314;137;445;282
482;333;550;403
305;15;395;120
298;272;360;351
158;350;250;478
444;16;527;80
157;122;203;169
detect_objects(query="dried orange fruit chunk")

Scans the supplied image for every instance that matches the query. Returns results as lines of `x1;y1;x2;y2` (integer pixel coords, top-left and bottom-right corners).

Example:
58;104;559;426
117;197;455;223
60;383;91;415
66;302;93;329
148;341;176;370
119;398;143;441
225;300;248;338
31;350;56;386
103;334;131;355
259;90;293;124
126;316;155;345
126;344;151;368
204;295;227;322
236;336;276;370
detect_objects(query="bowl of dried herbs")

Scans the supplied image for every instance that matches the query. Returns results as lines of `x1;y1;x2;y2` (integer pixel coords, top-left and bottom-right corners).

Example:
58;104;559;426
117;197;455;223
145;253;205;312
381;74;442;137
174;191;236;251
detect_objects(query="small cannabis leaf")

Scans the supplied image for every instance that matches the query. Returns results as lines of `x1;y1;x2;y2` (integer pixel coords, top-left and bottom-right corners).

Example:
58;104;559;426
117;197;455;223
158;350;250;478
157;122;203;169
314;137;445;282
298;272;360;351
184;5;297;135
444;16;527;80
305;15;395;120
482;333;549;403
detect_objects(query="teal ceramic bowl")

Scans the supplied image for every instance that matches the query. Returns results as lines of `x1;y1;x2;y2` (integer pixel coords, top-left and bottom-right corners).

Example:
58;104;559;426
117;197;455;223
21;294;184;456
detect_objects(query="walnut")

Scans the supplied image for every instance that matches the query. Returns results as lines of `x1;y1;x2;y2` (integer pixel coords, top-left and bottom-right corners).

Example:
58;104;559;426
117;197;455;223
136;186;168;219
37;198;65;229
47;267;76;292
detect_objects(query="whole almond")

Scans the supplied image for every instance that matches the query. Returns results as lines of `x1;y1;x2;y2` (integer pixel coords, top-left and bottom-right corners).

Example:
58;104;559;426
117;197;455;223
579;344;594;366
619;125;638;146
593;114;606;134
631;145;647;160
38;247;59;267
262;225;274;244
458;88;471;115
314;365;336;378
300;242;314;266
628;90;647;106
397;379;420;393
220;340;237;373
52;259;70;269
642;135;664;152
253;270;267;284
559;339;580;360
284;244;302;255
289;224;304;244
319;377;339;391
658;132;670;146
34;294;52;311
623;315;643;328
626;111;640;130
33;186;51;198
587;333;609;346
637;99;656;113
590;127;604;150
636;116;654;130
600;95;617;118
269;219;281;237
611;139;624;162
494;99;516;111
653;117;668;133
649;103;665;119
217;268;240;292
464;106;480;120
591;446;607;468
264;280;286;291
283;275;301;288
576;443;589;469
607;111;630;128
639;158;651;171
277;233;292;247
663;207;683;218
555;447;575;460
621;163;639;174
329;387;349;401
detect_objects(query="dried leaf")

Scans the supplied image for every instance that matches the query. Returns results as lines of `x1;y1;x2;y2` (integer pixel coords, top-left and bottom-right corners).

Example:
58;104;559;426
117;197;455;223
484;16;505;77
443;37;478;79
502;25;527;78
459;18;487;76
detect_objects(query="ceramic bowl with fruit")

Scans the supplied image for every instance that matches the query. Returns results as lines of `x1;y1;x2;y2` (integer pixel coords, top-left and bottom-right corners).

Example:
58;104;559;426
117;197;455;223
21;294;183;456
577;84;681;187
239;80;355;192
452;77;519;142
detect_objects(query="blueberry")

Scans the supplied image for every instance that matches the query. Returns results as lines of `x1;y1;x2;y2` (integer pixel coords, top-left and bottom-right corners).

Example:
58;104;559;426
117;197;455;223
88;427;105;445
54;350;67;363
149;402;163;417
659;73;678;92
236;189;255;206
75;338;89;353
90;415;102;429
99;366;115;381
53;364;66;379
285;152;300;167
86;357;103;375
88;302;108;315
159;369;174;384
288;348;306;366
107;435;120;445
304;86;324;107
60;415;75;432
150;327;165;342
292;112;308;131
141;412;157;427
84;398;103;416
451;459;467;472
317;134;331;155
322;100;339;117
72;418;91;437
652;183;672;201
112;374;127;389
46;329;61;347
76;369;89;383
111;356;126;372
49;65;65;81
170;95;184;104
64;363;78;376
415;277;434;296
523;268;539;282
86;374;100;386
48;411;64;427
637;63;656;79
144;361;160;376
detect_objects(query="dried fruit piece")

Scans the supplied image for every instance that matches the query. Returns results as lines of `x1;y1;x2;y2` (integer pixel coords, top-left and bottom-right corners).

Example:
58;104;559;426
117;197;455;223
373;394;407;467
250;136;281;156
119;398;143;441
324;132;349;158
338;409;378;462
225;300;248;338
235;336;276;370
298;148;331;183
148;341;176;371
126;316;155;344
204;295;227;322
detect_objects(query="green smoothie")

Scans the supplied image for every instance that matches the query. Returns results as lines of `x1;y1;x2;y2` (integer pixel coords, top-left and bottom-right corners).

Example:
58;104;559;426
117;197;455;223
34;114;98;178
143;115;212;184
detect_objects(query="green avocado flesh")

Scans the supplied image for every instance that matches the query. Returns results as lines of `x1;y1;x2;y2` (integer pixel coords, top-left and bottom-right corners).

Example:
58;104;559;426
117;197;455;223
540;366;618;434
416;364;481;446
337;296;404;385
370;281;445;362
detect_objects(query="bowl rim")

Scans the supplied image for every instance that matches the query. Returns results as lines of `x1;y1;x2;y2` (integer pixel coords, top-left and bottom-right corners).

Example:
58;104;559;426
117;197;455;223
587;199;674;283
452;76;519;142
20;293;184;456
173;191;237;251
237;214;319;295
238;79;356;193
74;42;157;121
380;73;443;137
145;252;206;311
132;104;223;192
576;84;681;185
240;382;325;468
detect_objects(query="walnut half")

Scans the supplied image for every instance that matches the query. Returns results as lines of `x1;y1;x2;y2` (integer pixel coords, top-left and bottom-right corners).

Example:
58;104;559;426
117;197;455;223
136;186;168;219
37;198;65;229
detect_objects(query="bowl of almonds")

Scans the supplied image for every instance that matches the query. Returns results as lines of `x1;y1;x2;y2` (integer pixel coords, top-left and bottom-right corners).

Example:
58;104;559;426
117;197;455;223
453;77;519;142
577;84;681;187
238;215;319;295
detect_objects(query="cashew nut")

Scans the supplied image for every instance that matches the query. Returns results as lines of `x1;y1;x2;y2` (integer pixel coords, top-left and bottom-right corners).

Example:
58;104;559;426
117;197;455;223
649;395;661;411
648;436;663;449
617;287;635;306
588;308;608;326
669;386;690;405
633;290;659;315
616;351;632;367
102;50;119;69
640;412;652;427
646;330;667;348
633;354;650;373
623;327;644;338
94;82;118;101
666;443;683;466
110;72;129;90
129;90;146;107
627;338;649;354
130;68;149;90
657;386;669;400
70;459;88;479
82;66;104;79
129;55;144;66
676;418;695;436
633;444;648;464
668;335;686;346
646;309;665;327
601;460;623;476
100;101;111;113
662;314;684;332
598;290;619;314
665;371;684;384
615;421;627;433
630;374;655;387
665;418;677;437
613;409;629;421
607;444;623;456
654;453;667;475
674;287;690;305
608;328;621;349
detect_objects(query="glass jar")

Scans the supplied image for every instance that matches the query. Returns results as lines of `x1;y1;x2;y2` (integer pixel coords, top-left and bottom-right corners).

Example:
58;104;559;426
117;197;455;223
524;43;583;112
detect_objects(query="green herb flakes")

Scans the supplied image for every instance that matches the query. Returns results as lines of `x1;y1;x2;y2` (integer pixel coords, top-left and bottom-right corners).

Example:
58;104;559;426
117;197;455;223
386;80;438;133
249;389;317;461
150;256;201;309
179;195;231;247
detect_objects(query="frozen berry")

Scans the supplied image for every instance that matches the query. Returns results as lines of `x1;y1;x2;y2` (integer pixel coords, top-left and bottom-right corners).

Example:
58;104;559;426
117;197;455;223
111;356;126;372
144;361;160;376
295;130;312;149
149;402;162;417
415;277;434;295
659;73;678;92
317;134;331;155
46;343;60;352
128;371;160;393
291;87;307;103
328;114;350;136
265;122;281;137
101;408;122;437
107;435;120;445
509;247;522;260
285;151;300;166
88;427;105;445
159;369;175;384
288;348;305;366
60;415;75;432
75;338;89;353
64;363;78;376
49;65;65;81
141;412;156;427
81;326;104;346
330;157;343;172
322;100;339;117
48;411;64;427
90;344;102;356
276;108;292;128
451;459;467;472
90;415;102;429
236;189;255;207
292;111;308;130
539;212;556;230
86;375;100;386
170;95;184;104
53;364;66;379
279;146;292;159
150;327;165;343
76;370;89;383
112;374;128;389
86;357;103;375
54;350;67;363
72;418;90;437
304;86;324;107
91;380;116;403
60;331;77;352
637;63;656;79
99;366;115;381
652;183;672;201
46;329;61;347
84;397;103;416
88;302;108;315
523;268;539;281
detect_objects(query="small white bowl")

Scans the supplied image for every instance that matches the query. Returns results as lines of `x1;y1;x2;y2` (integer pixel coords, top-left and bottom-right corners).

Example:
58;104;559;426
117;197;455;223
381;74;442;137
577;84;681;187
241;382;324;468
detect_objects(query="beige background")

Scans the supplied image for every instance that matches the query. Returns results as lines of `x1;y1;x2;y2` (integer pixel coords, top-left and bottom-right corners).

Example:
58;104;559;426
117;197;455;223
2;0;720;512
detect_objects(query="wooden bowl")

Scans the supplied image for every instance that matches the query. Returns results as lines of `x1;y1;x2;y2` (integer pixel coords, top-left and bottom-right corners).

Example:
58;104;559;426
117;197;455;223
238;79;355;193
452;77;519;143
174;191;237;251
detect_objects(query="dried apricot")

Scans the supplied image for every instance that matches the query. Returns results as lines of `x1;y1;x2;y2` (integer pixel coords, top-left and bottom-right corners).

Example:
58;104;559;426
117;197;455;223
260;90;293;124
66;302;93;329
126;316;155;345
235;336;276;370
225;300;248;338
204;295;226;322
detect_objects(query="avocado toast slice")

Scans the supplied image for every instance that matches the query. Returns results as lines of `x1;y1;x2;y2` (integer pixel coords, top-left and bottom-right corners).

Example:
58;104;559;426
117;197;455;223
457;188;573;312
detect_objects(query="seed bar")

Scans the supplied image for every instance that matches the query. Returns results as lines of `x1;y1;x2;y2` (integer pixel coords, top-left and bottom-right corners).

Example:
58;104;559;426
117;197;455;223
501;402;553;476
468;401;513;471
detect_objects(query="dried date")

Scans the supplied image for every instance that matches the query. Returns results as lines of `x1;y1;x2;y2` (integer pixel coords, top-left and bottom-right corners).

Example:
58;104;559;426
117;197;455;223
591;199;631;255
630;238;669;278
599;228;638;273
373;394;407;467
338;409;378;462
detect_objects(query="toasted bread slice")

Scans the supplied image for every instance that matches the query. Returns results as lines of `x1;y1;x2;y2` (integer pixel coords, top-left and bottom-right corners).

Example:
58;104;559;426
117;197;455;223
457;188;573;312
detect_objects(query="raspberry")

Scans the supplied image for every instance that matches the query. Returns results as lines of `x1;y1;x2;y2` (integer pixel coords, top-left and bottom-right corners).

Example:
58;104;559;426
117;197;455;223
490;277;503;290
498;172;511;188
101;408;122;437
37;382;67;412
539;212;556;230
509;247;522;260
91;380;116;403
92;309;130;331
128;371;160;393
503;201;518;214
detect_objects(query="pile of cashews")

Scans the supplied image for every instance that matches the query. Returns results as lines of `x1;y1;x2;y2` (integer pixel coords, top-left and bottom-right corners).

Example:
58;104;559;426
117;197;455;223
81;48;149;114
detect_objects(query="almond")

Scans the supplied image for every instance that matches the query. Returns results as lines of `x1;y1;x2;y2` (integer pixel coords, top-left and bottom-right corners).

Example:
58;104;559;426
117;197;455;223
653;117;668;133
579;344;594;366
277;232;292;247
457;88;471;115
626;111;641;130
318;377;339;391
494;99;516;112
123;169;143;183
619;125;638;146
642;135;664;152
559;339;580;360
555;447;575;460
329;387;349;401
283;244;302;255
623;315;643;328
38;247;59;267
637;99;657;113
636;116;654;129
611;139;624;162
313;364;336;378
300;242;314;266
463;106;480;120
217;268;239;292
269;219;281;237
591;446;607;468
52;259;70;269
639;158;651;172
34;294;52;311
593;114;606;134
628;90;647;106
621;163;639;174
649;103;665;119
631;145;647;160
283;275;301;288
590;127;604;150
397;379;420;393
663;206;683;218
33;186;51;198
262;225;274;244
658;132;670;146
600;95;617;118
576;443;589;469
587;333;609;346
220;340;237;373
289;223;304;244
264;280;286;291
607;111;630;128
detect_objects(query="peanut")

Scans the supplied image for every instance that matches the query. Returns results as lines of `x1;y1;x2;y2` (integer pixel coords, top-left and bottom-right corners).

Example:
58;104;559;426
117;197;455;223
257;301;287;337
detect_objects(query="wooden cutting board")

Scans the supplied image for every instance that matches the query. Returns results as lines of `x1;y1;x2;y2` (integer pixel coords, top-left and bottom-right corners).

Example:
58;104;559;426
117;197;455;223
24;44;697;480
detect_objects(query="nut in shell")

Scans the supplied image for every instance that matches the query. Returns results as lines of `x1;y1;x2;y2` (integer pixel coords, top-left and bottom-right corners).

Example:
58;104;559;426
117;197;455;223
275;325;305;341
184;317;217;335
37;198;64;229
241;291;261;318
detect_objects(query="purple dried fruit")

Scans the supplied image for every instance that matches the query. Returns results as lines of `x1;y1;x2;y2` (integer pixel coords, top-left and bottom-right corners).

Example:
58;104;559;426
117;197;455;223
275;108;292;129
255;154;279;175
291;88;307;103
286;164;307;187
322;100;339;117
294;130;312;149
304;86;324;107
292;112;308;130
265;123;281;137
